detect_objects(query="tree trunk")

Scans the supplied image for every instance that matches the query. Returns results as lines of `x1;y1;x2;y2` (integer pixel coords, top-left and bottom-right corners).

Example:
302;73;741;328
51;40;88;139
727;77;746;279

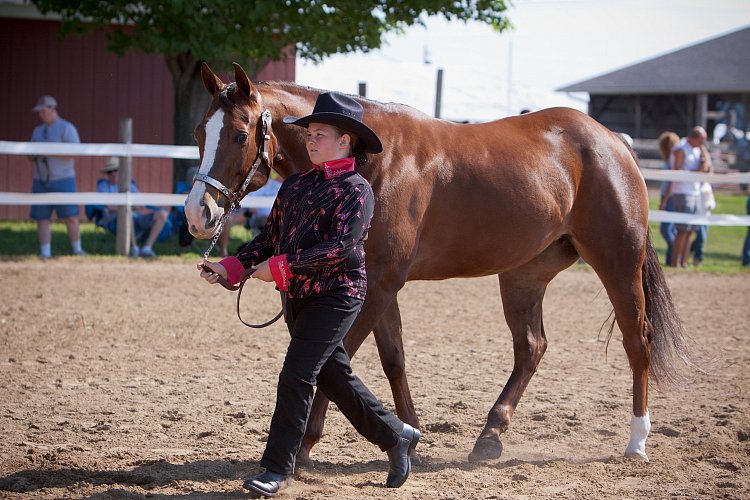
165;53;211;189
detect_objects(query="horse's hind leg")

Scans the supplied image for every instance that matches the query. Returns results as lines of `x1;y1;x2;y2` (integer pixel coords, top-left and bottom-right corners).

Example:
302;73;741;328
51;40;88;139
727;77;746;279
470;238;579;462
576;240;652;461
613;277;652;462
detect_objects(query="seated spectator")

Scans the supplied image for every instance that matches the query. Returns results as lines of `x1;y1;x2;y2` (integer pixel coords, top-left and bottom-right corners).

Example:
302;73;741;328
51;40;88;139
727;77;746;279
96;157;171;257
171;165;199;248
218;173;282;257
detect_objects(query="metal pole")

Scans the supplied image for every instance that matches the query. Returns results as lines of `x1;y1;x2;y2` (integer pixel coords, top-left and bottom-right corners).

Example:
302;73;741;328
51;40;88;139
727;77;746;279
696;93;708;130
358;82;367;97
635;95;642;138
116;118;133;256
434;68;443;119
507;38;513;115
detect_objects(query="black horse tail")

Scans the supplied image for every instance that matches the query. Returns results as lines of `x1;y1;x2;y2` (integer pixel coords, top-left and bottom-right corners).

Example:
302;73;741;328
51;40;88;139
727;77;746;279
642;234;700;387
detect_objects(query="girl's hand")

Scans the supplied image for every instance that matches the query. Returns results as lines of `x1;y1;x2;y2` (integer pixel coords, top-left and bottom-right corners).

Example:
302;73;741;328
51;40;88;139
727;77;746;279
198;260;227;285
251;259;274;282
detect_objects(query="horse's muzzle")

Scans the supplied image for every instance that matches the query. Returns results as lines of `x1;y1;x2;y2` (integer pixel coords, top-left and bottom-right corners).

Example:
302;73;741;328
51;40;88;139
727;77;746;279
185;185;223;239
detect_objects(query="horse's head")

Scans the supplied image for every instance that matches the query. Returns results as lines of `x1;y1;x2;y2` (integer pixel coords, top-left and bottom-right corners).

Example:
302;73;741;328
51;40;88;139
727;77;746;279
185;62;276;239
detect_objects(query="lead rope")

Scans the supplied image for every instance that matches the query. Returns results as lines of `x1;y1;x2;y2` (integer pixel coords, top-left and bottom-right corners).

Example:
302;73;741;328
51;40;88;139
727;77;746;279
202;210;230;261
201;206;282;329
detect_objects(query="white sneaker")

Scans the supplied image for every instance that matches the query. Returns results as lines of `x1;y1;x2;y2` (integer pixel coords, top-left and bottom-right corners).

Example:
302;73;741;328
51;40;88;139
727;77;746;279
72;249;88;256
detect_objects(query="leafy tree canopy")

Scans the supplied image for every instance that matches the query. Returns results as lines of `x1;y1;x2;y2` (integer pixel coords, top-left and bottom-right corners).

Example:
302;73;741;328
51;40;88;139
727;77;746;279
33;0;512;69
32;0;512;185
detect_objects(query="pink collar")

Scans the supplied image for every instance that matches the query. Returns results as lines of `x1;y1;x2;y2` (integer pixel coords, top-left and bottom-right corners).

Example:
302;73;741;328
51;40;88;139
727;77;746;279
307;157;356;180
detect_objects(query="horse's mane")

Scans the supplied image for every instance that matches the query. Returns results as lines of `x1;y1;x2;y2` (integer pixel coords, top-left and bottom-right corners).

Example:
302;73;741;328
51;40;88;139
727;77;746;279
257;80;432;120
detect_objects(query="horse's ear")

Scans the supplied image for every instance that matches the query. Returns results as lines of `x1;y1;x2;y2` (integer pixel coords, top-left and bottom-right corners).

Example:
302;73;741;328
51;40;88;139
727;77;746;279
233;62;259;102
201;62;225;96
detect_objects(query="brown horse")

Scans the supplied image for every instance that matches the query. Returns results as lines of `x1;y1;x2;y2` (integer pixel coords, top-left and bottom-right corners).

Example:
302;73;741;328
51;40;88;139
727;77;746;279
185;63;693;466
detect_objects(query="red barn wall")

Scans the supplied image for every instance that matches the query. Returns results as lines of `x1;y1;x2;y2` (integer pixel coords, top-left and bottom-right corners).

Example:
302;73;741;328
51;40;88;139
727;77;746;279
0;18;295;220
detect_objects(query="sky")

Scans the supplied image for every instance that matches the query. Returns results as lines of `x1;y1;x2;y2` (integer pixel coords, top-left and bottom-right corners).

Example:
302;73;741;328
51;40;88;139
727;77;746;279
296;0;750;122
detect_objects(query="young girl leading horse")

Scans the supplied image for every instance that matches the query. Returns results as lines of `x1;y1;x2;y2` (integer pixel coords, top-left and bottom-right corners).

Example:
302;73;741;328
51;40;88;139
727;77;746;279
198;91;420;497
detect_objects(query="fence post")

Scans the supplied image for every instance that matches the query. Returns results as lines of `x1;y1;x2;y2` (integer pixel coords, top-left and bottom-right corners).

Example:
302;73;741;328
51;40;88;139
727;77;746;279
116;118;133;256
435;68;443;118
434;68;443;119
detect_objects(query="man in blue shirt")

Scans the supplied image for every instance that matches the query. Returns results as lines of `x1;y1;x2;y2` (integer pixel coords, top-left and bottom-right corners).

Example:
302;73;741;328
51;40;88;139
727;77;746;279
29;95;86;258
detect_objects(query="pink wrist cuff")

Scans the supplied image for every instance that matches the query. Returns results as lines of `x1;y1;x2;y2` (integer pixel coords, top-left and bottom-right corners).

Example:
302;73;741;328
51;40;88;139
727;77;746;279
219;256;245;286
269;254;292;291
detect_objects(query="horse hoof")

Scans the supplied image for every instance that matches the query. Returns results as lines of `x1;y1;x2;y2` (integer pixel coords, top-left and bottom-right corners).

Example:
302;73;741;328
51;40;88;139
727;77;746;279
624;448;649;462
295;451;314;469
468;437;503;463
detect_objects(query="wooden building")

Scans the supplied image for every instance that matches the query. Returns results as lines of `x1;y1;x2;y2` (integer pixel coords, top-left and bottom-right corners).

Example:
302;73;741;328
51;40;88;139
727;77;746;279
0;5;295;220
557;26;750;142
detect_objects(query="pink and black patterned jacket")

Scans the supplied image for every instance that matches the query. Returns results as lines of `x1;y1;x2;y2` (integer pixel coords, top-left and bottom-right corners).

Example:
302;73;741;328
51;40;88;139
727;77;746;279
219;157;374;299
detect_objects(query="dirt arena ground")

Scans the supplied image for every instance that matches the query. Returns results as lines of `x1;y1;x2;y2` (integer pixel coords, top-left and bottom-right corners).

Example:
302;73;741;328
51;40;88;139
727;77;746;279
1;259;748;499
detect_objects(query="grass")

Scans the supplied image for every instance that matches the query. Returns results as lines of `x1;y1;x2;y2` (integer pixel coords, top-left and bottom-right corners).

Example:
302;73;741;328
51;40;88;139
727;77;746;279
647;191;749;273
2;193;748;272
0;219;254;261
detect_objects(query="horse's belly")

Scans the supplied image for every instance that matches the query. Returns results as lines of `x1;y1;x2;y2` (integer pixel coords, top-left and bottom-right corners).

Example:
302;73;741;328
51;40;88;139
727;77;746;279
407;221;566;280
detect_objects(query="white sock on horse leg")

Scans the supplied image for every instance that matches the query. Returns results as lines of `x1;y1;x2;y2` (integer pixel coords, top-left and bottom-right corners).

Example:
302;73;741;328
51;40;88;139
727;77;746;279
624;409;651;461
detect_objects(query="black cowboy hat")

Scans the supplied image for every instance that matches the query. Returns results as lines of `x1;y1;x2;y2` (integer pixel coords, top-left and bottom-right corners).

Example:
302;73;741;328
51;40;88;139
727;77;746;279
283;92;383;154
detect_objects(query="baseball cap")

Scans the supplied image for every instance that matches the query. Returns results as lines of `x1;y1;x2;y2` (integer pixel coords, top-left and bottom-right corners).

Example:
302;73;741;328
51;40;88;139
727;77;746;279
32;95;57;112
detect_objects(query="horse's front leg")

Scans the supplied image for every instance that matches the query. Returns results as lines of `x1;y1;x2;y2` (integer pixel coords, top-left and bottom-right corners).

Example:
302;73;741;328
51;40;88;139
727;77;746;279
296;282;399;467
372;296;419;429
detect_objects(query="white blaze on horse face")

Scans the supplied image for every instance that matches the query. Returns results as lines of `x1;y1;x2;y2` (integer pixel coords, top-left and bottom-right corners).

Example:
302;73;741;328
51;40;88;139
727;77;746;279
624;409;651;462
199;109;224;177
185;109;225;238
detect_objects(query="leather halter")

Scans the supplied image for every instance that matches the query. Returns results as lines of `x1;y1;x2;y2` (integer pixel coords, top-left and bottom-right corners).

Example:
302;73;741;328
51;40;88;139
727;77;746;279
194;83;273;212
194;85;282;329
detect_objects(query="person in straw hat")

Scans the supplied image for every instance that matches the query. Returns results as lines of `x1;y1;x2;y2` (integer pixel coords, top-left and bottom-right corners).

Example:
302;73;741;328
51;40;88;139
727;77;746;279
199;92;419;497
96;157;170;257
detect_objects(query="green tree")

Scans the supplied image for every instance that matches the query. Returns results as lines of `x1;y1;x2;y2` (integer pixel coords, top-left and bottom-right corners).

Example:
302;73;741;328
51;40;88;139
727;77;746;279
33;0;512;185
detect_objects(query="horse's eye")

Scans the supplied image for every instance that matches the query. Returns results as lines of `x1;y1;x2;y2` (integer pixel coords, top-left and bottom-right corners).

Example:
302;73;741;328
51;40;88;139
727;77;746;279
235;132;248;144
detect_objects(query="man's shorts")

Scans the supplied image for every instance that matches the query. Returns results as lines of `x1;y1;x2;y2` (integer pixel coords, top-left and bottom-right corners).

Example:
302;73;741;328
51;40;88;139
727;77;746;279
105;211;173;242
29;177;80;220
669;194;699;231
134;212;172;241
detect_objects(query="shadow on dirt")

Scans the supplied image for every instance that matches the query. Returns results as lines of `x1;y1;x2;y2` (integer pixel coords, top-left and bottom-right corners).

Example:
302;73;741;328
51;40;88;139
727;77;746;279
0;453;625;497
0;459;256;494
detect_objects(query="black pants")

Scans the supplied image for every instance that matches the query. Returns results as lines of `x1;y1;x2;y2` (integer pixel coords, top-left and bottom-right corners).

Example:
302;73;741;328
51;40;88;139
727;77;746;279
260;293;402;476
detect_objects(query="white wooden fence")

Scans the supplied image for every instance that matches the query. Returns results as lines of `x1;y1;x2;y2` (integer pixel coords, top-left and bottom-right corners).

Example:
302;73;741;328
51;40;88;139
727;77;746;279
2;140;749;228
